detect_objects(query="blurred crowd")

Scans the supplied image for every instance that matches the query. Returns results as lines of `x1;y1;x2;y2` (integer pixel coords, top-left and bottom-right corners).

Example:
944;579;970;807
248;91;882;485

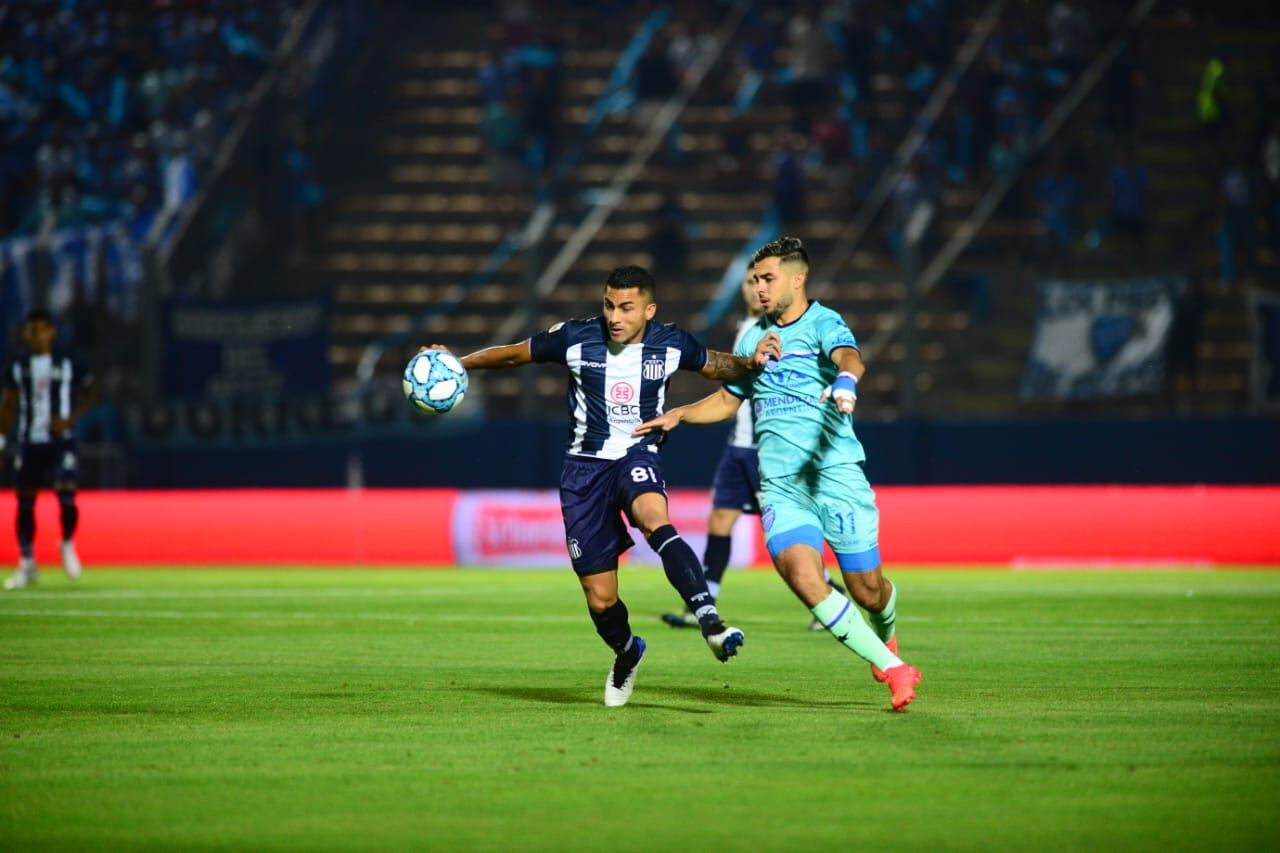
0;0;303;239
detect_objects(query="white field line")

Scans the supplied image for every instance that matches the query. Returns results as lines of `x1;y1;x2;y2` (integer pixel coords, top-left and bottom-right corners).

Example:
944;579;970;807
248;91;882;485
0;608;1271;627
0;585;552;602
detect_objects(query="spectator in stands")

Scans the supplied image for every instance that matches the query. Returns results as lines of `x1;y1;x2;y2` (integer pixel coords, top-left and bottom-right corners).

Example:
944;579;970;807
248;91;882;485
669;16;716;83
1218;156;1256;285
1106;144;1148;251
887;157;935;260
1197;49;1234;153
1035;148;1082;271
282;120;323;251
1103;31;1138;137
632;33;683;164
740;21;776;78
813;104;855;204
1045;1;1092;85
840;7;875;106
785;2;831;134
1260;118;1280;255
499;0;534;48
770;131;807;227
0;1;303;239
1166;274;1206;412
633;33;680;129
647;190;690;282
522;65;561;178
478;47;512;107
484;87;527;194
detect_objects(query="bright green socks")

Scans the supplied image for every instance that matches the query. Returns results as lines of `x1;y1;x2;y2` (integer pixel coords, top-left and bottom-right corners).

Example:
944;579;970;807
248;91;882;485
810;590;902;671
867;580;897;643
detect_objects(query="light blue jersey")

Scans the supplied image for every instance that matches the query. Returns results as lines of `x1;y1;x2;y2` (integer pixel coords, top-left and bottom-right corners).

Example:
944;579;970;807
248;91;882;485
723;301;865;482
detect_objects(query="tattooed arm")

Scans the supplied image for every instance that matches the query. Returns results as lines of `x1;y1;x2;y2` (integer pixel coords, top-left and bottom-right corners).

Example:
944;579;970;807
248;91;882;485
698;331;781;381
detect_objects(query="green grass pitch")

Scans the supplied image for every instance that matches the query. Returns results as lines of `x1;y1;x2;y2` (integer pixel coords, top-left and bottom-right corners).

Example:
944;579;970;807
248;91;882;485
2;568;1278;850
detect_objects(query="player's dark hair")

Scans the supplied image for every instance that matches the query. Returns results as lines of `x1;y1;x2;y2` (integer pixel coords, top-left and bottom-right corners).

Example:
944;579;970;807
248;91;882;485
750;236;809;270
24;309;53;325
605;265;655;297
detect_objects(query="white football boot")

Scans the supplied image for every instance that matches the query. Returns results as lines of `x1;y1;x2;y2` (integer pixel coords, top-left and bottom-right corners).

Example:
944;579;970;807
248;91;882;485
604;636;647;707
705;625;745;662
5;557;38;590
61;541;81;580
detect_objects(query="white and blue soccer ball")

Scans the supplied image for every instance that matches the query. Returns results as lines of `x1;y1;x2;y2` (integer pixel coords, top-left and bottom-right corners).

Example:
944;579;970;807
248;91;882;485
403;350;468;414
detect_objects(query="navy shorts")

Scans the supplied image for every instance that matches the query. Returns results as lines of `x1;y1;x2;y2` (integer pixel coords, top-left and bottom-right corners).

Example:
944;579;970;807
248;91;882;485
559;447;668;576
711;445;761;514
14;439;79;491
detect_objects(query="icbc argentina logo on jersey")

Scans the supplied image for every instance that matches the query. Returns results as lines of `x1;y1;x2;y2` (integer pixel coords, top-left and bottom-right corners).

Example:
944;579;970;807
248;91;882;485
642;358;666;380
609;382;635;404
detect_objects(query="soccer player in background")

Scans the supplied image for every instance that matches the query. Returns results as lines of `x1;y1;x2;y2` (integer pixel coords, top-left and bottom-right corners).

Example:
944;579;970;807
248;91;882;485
661;272;847;630
635;238;922;711
2;310;97;590
424;265;781;707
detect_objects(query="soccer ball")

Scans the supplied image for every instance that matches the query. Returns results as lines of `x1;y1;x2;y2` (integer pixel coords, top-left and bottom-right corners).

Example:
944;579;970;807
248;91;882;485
403;350;468;414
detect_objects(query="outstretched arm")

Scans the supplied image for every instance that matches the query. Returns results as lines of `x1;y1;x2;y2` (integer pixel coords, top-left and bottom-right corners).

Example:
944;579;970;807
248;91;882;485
632;387;743;437
421;341;533;370
698;331;781;381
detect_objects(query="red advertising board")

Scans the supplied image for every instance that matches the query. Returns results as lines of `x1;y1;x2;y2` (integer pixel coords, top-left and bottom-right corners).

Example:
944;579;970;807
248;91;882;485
3;486;1276;566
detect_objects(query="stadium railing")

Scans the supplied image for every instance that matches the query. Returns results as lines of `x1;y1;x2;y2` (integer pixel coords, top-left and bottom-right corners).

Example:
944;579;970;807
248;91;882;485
138;0;370;397
476;0;752;354
806;0;1007;304
856;0;1161;363
694;0;1004;342
351;8;675;389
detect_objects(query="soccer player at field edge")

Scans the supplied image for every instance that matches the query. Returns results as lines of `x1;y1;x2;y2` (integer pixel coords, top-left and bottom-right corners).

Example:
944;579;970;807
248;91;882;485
634;237;922;711
424;265;781;707
2;310;97;590
661;271;849;630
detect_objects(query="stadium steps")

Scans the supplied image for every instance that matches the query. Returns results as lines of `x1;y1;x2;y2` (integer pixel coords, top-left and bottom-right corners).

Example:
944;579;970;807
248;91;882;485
1132;16;1280;411
284;5;643;382
843;6;1280;419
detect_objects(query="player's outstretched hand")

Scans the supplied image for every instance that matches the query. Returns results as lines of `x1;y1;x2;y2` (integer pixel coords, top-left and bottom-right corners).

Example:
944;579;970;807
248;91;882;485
632;409;682;437
751;331;782;369
819;371;858;415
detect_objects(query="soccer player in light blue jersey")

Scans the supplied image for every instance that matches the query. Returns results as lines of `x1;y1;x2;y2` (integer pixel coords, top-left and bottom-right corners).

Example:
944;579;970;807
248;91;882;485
635;237;921;711
661;272;849;631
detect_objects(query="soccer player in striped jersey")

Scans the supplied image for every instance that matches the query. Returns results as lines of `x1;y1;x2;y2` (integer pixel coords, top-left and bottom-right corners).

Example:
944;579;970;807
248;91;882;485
424;265;780;707
1;311;97;590
635;238;921;712
661;272;847;630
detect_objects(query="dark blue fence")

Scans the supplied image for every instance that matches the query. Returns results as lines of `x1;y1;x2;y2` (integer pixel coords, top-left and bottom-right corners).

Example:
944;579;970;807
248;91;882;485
125;416;1280;488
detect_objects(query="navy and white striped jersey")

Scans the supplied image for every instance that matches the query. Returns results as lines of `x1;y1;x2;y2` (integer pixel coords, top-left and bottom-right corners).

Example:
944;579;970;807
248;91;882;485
728;315;758;449
529;317;707;459
4;349;91;445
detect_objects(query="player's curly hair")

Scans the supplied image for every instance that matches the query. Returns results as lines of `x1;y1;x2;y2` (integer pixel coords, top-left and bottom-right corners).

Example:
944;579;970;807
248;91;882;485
750;236;809;270
605;265;656;296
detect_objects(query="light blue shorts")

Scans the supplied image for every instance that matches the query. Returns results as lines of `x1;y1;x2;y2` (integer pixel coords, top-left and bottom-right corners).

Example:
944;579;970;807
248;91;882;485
760;463;881;572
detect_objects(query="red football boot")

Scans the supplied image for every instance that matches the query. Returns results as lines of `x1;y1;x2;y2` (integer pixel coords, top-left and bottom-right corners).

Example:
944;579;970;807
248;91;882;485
884;663;921;712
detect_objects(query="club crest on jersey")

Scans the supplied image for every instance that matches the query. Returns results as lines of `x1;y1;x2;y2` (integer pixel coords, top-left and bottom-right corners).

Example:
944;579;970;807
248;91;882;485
642;359;666;381
609;382;635;404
